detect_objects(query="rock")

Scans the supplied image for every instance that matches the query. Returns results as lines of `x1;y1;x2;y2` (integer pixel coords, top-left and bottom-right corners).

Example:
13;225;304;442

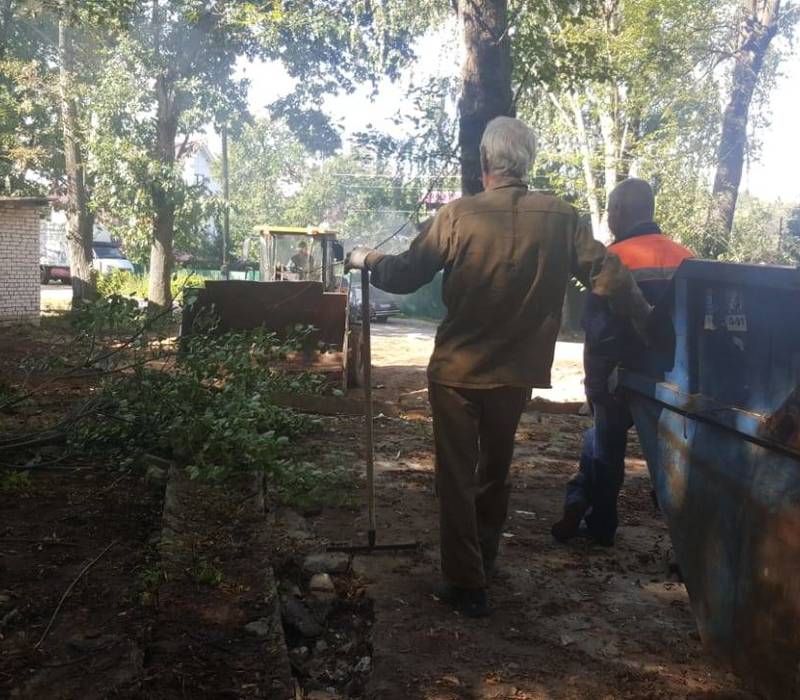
338;639;355;654
308;574;337;608
275;509;314;541
315;639;328;653
308;596;334;622
290;645;310;661
309;573;335;593
145;465;167;484
281;596;323;637
354;656;371;674
303;552;350;575
333;659;351;682
244;618;273;638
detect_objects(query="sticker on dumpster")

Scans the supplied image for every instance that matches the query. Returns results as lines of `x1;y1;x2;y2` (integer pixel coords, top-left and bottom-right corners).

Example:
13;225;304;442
704;289;716;331
725;290;747;332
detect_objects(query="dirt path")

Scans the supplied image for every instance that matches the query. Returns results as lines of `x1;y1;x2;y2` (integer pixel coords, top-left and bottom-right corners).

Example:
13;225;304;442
305;319;756;700
369;318;586;415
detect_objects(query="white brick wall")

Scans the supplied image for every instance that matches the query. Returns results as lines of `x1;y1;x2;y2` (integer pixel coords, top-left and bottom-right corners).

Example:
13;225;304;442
0;203;43;326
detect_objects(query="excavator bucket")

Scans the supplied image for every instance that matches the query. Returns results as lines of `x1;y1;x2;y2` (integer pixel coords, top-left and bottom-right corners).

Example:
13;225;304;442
181;280;360;391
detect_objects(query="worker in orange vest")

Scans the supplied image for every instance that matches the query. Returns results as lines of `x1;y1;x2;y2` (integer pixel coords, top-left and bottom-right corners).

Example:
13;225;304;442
551;178;693;547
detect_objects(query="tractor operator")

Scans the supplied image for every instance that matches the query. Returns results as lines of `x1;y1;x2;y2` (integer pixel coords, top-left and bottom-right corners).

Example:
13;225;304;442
288;240;313;280
551;178;693;547
345;117;652;618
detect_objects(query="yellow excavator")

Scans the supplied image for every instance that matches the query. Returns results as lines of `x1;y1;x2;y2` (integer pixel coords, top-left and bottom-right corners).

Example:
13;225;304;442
182;225;364;389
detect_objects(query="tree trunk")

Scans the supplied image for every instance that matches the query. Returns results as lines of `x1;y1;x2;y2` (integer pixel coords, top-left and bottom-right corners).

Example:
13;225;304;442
706;0;781;258
147;73;177;311
58;18;96;304
457;0;513;196
599;102;618;242
618;115;640;180
0;1;14;61
569;94;603;237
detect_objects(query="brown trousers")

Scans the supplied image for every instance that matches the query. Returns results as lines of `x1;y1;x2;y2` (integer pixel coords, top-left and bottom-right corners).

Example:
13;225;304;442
428;382;529;589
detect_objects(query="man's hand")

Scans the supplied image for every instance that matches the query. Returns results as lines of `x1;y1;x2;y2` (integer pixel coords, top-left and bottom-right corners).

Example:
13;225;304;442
345;246;373;272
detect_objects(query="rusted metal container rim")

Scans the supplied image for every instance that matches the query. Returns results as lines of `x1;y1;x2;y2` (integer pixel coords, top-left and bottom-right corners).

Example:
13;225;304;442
620;369;800;463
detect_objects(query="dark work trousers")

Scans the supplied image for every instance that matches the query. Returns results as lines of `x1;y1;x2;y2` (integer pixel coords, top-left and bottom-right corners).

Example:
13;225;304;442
428;382;529;589
565;396;633;539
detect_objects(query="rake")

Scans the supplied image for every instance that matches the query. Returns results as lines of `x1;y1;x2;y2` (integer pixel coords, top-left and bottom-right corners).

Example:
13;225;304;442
327;268;420;554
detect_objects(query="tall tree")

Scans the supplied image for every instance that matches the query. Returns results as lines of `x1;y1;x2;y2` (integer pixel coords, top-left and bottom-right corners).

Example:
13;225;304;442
705;0;786;257
0;2;62;195
513;0;725;241
58;16;95;301
457;0;513;195
94;0;431;309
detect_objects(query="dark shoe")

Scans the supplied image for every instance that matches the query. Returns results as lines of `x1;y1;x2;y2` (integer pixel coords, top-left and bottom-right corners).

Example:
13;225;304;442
551;502;586;543
433;582;490;618
589;532;615;548
577;525;615;548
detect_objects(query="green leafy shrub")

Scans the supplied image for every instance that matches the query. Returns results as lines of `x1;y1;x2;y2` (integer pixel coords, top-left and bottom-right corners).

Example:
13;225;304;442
0;471;33;494
72;294;146;338
96;270;204;304
69;325;325;482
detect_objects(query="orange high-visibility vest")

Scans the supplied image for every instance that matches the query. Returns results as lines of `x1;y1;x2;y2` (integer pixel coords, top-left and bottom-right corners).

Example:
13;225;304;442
609;233;693;298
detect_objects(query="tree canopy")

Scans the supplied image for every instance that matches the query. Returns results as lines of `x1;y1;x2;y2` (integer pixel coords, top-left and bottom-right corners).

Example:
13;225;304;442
0;0;796;279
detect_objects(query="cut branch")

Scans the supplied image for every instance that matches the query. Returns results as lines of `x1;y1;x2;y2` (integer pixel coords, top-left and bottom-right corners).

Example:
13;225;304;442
35;539;119;649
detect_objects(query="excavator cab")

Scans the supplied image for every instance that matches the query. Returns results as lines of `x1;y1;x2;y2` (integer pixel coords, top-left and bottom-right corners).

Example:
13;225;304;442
253;226;344;291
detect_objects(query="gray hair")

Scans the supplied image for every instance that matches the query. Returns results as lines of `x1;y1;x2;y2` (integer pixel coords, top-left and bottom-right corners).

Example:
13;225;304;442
480;117;537;179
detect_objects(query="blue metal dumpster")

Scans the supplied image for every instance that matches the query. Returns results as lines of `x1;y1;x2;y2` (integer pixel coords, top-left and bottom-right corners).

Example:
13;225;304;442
619;259;800;699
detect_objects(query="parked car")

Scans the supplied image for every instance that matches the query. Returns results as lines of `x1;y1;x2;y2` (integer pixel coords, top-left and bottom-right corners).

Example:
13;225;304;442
91;241;134;274
40;221;134;283
349;284;401;323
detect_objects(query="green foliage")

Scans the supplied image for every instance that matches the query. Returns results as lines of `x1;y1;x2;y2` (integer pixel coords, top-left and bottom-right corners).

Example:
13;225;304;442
69;324;325;482
222;119;436;255
0;4;59;195
0;470;33;494
82;0;441;271
514;0;727;239
788;205;800;242
190;558;224;587
275;459;358;510
95;270;203;303
0;379;20;409
724;194;800;264
71;293;145;338
220;118;308;256
135;560;165;606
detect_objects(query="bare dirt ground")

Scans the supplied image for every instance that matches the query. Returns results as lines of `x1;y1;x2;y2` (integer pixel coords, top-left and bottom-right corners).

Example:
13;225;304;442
0;316;759;699
301;318;757;700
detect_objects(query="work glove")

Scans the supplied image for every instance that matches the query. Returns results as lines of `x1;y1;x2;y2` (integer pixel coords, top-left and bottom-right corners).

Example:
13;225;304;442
345;246;373;272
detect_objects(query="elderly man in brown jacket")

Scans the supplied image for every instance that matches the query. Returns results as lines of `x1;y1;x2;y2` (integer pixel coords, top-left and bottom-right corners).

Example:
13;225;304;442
346;116;650;617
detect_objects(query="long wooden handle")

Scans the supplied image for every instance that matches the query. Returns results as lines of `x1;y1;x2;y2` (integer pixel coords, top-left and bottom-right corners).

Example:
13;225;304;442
361;269;376;546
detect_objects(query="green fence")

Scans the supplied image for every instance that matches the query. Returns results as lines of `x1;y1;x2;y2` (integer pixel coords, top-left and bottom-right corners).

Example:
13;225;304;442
184;268;260;281
392;273;446;321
